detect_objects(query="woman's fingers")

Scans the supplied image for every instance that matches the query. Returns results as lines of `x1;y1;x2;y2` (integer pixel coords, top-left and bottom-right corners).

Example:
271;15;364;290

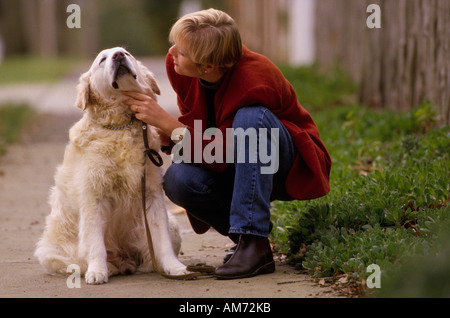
122;91;156;116
121;91;165;127
122;91;150;101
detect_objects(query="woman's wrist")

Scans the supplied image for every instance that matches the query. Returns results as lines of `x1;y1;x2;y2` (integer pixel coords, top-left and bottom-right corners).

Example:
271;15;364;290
160;115;186;139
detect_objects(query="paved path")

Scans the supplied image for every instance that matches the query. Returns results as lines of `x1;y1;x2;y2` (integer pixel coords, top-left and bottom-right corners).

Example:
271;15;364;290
0;57;179;117
0;58;342;299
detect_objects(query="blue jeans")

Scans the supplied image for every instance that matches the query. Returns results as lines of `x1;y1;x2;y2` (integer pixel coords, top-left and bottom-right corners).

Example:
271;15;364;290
163;106;297;239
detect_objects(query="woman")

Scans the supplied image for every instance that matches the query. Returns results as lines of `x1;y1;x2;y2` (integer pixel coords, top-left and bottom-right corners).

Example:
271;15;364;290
123;8;331;280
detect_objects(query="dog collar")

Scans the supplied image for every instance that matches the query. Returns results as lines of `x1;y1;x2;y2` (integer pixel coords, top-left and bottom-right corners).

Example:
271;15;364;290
103;115;135;130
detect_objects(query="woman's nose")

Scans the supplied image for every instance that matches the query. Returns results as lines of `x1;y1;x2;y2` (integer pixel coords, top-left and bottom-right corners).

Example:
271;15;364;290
169;45;177;57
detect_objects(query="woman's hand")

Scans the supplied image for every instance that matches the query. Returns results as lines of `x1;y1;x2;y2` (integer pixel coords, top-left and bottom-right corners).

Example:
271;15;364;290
122;91;166;127
122;91;185;137
155;127;174;155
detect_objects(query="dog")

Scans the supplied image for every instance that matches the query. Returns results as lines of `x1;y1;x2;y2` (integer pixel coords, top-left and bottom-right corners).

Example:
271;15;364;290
34;47;190;284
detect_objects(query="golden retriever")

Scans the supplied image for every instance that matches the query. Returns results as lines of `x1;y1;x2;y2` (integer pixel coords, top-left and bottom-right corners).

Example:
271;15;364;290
34;47;189;284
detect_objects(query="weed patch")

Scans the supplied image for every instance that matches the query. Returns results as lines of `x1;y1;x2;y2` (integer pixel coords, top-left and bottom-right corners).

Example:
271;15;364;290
272;65;449;296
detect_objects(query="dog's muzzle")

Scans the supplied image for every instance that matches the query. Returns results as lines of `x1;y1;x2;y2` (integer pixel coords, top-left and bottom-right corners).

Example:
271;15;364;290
111;52;137;89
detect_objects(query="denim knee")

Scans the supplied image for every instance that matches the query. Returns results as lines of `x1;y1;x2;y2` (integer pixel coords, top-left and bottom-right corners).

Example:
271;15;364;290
163;164;194;206
233;106;269;130
163;164;181;205
163;163;213;205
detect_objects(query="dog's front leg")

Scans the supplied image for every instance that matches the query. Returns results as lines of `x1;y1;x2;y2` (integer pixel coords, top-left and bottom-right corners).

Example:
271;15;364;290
79;200;109;284
146;193;189;276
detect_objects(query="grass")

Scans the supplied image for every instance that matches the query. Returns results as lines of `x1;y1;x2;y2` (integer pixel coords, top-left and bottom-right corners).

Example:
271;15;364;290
278;64;356;111
0;56;77;153
0;56;81;84
0;103;35;156
272;64;450;296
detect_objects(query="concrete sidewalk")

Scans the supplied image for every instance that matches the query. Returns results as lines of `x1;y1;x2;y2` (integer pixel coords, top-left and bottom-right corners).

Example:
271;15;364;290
0;58;342;298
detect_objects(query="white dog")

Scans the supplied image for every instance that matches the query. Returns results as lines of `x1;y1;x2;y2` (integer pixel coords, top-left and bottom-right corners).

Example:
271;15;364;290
35;47;189;284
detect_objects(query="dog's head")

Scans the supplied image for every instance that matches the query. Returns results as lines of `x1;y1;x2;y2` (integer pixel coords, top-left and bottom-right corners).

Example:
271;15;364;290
76;47;160;110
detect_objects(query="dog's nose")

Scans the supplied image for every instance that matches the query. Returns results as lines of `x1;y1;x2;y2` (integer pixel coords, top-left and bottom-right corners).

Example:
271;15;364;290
112;51;125;62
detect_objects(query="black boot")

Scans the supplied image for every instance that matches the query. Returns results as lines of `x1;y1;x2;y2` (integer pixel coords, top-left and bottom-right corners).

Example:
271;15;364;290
222;222;273;264
214;235;275;280
223;244;237;264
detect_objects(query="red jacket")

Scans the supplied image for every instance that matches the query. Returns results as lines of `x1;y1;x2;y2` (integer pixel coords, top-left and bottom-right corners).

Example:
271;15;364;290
166;46;331;200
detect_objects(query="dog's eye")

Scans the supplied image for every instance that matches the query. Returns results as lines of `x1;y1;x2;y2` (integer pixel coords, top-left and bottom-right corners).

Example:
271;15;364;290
124;52;130;56
99;57;106;65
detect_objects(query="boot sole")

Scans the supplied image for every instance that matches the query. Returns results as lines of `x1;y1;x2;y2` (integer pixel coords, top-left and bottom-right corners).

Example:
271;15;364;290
214;261;275;280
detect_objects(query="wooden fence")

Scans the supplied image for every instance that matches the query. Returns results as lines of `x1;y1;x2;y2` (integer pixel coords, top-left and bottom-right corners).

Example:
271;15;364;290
315;0;449;125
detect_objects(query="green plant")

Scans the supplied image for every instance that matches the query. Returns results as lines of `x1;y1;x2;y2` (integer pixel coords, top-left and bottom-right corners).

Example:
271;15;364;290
278;64;356;111
271;66;449;295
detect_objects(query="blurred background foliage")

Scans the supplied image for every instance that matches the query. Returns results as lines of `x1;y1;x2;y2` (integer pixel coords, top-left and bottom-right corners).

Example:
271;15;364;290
0;0;226;58
1;0;447;123
97;0;182;56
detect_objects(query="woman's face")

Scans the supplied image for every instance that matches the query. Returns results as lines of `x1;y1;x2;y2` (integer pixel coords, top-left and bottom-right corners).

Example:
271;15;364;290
169;43;202;78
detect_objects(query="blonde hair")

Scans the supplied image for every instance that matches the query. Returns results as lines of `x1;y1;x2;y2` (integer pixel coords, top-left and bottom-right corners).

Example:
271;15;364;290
169;8;242;69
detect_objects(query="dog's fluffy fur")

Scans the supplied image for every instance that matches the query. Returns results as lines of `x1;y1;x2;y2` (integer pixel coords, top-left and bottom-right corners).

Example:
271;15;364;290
34;47;189;284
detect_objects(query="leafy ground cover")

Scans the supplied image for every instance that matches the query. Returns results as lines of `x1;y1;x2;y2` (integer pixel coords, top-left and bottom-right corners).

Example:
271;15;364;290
272;65;449;296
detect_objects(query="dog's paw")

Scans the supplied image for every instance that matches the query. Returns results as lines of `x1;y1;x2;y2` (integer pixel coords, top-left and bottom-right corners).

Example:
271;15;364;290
163;263;191;276
85;268;108;285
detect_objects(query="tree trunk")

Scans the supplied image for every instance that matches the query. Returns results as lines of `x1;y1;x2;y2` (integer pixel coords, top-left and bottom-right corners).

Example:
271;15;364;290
315;0;449;125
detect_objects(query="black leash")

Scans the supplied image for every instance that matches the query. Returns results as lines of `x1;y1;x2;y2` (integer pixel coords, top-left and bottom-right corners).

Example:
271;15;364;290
141;123;164;167
139;121;214;279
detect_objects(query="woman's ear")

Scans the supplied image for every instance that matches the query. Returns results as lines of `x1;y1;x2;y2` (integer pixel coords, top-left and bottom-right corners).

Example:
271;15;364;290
205;64;216;73
199;63;220;77
75;71;91;110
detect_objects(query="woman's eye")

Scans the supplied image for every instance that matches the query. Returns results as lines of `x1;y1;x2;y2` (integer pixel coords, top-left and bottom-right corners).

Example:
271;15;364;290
99;57;106;65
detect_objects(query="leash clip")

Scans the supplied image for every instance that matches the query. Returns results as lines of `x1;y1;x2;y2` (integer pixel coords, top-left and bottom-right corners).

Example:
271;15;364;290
141;123;163;167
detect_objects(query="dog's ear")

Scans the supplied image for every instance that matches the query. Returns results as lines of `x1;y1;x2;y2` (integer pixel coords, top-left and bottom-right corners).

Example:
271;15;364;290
148;75;161;96
138;61;160;95
75;71;91;110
